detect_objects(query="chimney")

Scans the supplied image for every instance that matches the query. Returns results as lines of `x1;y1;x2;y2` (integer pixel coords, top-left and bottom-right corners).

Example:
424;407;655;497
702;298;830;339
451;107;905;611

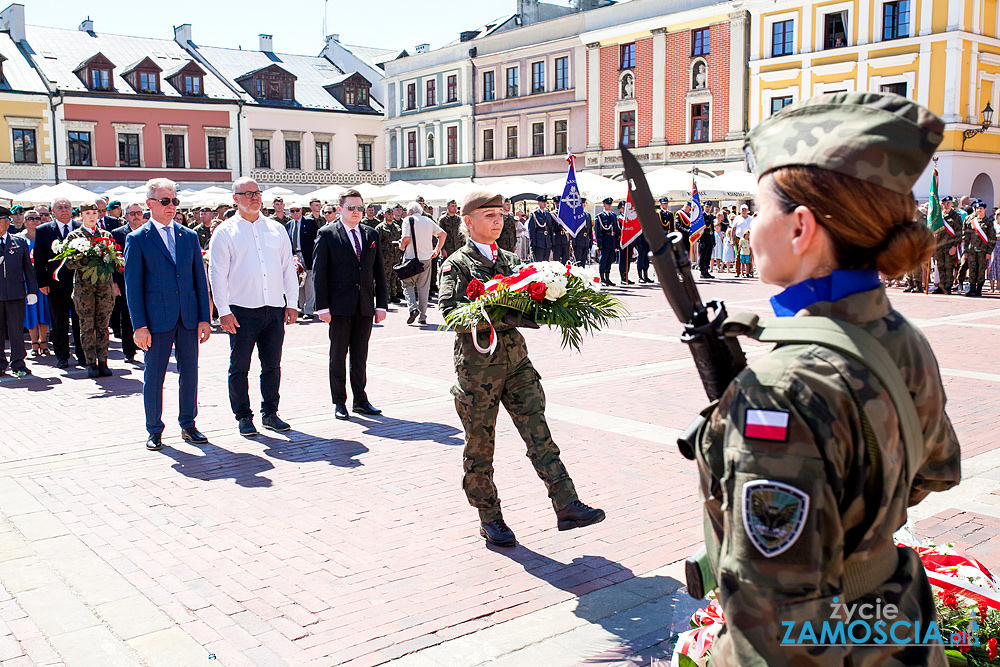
329;34;339;43
518;0;539;25
0;4;25;44
259;34;273;52
79;17;94;33
174;23;193;45
415;43;430;54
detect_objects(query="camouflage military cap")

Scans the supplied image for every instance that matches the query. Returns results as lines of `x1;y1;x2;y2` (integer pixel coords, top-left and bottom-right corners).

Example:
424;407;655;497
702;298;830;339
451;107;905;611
745;92;944;195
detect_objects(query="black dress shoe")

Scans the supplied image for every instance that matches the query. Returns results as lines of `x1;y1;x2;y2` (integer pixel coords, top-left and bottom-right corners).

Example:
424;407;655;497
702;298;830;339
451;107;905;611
603;278;616;286
87;364;100;378
407;309;419;324
98;361;113;377
353;401;382;416
238;418;258;436
181;428;208;444
334;404;350;420
146;433;163;451
480;519;516;547
262;413;291;431
56;358;69;369
556;500;606;531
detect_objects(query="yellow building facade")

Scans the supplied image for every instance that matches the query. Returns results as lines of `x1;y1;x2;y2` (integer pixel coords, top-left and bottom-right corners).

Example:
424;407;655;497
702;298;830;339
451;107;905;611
748;0;1000;203
0;28;54;190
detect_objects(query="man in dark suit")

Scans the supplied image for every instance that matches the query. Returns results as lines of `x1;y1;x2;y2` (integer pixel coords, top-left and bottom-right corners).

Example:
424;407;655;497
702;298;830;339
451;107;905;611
125;179;211;452
111;202;145;362
312;188;387;421
285;206;318;319
527;196;554;261
0;205;37;377
33;196;85;368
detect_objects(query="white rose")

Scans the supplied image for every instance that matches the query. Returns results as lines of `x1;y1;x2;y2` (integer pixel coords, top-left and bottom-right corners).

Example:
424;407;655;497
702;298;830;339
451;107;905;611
51;240;63;253
544;275;568;301
69;238;90;252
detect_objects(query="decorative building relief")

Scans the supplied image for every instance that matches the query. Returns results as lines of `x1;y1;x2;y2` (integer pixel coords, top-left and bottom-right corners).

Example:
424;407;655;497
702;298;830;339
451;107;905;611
250;169;387;185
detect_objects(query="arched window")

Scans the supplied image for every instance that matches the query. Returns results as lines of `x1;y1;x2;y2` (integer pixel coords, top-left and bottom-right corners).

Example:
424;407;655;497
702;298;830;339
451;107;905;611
691;59;707;90
427;133;435;160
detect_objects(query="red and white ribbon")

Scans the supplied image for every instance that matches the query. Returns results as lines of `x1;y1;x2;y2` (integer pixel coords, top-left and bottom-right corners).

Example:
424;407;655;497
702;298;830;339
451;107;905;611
471;300;497;355
672;599;724;666
52;256;69;282
973;219;990;244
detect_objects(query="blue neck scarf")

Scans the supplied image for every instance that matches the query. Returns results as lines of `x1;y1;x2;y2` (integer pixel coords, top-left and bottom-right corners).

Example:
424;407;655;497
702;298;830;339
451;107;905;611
770;269;882;317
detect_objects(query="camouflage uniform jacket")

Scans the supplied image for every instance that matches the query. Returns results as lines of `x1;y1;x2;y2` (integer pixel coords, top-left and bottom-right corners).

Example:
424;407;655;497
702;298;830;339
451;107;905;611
375;219;402;265
935;209;963;252
963;214;997;254
439;239;522;337
696;286;959;667
498;214;518;253
193;223;212;250
437;214;464;257
64;227;116;286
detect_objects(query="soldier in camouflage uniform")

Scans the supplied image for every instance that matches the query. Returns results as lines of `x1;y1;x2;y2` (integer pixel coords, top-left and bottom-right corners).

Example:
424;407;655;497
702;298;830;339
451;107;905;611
64;203;117;378
693;93;961;666
962;200;997;297
497;198;518;253
439;189;606;548
930;196;963;294
436;199;463;286
192;207;214;250
375;206;403;303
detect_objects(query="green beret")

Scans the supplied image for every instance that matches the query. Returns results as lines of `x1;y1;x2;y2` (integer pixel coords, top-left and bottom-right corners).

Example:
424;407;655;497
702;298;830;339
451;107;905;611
9;205;23;214
108;200;121;209
745;92;944;195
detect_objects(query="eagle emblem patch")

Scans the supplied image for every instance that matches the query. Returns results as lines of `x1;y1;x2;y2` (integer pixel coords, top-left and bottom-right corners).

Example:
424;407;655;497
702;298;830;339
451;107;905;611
742;480;809;557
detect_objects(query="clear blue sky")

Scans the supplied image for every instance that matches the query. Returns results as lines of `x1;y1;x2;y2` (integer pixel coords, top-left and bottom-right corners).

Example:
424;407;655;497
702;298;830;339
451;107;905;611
21;0;581;54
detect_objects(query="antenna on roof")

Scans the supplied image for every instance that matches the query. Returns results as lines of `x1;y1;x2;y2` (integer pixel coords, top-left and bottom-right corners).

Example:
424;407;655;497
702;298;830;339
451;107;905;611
322;0;328;46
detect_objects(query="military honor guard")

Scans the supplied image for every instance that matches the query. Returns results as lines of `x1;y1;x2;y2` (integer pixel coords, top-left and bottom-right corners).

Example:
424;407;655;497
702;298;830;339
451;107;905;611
596;198;620;285
571;198;593;267
930;196;963;295
527;196;554;261
963;200;997;297
0;205;37;377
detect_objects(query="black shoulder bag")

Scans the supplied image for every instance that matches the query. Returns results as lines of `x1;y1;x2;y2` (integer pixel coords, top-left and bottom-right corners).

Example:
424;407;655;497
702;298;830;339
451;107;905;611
393;216;426;280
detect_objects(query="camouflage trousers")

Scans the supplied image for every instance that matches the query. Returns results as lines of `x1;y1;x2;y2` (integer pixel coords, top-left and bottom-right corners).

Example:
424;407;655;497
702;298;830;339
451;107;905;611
934;249;958;293
451;328;577;522
384;260;402;297
967;250;989;286
72;280;115;363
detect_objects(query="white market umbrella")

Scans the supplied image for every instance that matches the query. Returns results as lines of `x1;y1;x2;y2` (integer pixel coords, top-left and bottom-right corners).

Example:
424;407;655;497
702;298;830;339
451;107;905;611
643;167;713;200
261;186;296;206
16;182;101;206
304;184;350;203
698;170;757;200
488;177;545;198
102;185;133;199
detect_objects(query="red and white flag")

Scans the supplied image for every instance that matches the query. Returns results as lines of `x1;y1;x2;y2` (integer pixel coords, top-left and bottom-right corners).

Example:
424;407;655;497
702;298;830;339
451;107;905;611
973;218;990;244
744;409;789;441
619;184;641;248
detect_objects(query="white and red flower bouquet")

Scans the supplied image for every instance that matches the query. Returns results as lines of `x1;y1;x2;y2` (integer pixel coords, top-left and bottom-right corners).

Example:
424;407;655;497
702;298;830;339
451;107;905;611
444;261;628;352
293;254;306;286
50;236;124;285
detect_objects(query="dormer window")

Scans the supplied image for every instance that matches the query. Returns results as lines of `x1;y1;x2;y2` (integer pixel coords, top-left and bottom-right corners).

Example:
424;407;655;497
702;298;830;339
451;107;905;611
165;61;207;97
139;71;157;92
236;64;297;103
324;72;373;109
91;68;110;90
122;57;163;95
183;75;201;95
74;53;116;92
345;84;369;106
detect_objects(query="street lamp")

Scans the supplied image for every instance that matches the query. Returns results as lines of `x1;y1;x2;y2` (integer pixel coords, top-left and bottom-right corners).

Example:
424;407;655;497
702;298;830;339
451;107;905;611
962;102;994;149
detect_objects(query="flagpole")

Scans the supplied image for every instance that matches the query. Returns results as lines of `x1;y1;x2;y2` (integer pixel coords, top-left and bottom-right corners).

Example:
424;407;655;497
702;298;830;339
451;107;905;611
925;156;939;295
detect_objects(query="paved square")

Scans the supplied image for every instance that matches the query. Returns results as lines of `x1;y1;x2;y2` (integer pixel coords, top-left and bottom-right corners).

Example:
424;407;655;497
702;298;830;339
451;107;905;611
1;277;998;666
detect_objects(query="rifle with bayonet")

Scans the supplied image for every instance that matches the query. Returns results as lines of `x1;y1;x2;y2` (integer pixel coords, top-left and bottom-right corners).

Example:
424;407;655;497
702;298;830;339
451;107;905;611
620;146;748;599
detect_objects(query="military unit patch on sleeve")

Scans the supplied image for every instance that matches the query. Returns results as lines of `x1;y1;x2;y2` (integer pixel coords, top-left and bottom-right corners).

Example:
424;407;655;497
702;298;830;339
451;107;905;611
742;480;810;557
744;409;790;441
442;265;451;273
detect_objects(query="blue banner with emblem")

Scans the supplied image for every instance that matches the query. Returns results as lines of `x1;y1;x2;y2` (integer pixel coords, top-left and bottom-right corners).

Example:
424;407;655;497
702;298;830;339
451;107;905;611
556;154;588;238
688;176;706;242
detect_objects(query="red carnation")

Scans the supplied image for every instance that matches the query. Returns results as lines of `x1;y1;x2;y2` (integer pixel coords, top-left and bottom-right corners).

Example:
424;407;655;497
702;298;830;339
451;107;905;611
527;282;547;301
466;278;486;300
979;600;989;622
492;274;503;281
565;264;572;275
939;591;959;609
989;637;998;660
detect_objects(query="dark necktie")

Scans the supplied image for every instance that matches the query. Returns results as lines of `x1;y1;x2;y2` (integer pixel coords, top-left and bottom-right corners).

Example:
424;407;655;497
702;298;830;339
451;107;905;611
0;236;6;255
350;228;361;260
61;224;69;240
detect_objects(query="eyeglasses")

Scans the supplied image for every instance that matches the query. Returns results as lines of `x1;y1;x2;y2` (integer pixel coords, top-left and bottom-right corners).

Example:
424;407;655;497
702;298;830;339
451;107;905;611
342;205;364;212
126;211;143;216
289;208;301;212
150;197;181;206
25;216;41;221
236;191;263;199
323;210;337;215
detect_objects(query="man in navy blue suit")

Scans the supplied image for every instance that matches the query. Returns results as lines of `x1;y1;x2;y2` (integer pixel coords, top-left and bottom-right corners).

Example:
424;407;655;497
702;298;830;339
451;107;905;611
124;179;211;452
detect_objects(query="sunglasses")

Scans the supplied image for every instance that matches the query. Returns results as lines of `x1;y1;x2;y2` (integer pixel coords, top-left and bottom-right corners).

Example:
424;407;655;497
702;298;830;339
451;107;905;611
25;216;41;221
290;208;301;212
237;191;263;198
150;197;181;206
323;210;337;215
126;211;143;216
341;205;364;212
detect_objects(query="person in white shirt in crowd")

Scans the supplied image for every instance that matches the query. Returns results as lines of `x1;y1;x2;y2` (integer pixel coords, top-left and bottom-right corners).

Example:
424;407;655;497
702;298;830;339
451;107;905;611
209;177;299;437
732;204;754;277
398;201;447;325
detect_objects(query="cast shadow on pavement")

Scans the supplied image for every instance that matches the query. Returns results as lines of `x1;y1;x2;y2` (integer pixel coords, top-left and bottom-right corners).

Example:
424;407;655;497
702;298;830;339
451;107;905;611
160;442;275;488
355;414;464;447
494;545;695;665
88;375;144;398
261;432;369;468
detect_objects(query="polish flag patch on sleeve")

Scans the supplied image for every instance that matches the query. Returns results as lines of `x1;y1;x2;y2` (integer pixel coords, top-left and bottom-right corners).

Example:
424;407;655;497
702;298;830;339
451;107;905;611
744;409;790;441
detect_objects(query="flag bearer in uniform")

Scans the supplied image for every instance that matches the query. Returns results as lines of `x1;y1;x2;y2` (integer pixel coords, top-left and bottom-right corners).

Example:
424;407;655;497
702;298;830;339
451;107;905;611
596;198;619;286
963;200;996;297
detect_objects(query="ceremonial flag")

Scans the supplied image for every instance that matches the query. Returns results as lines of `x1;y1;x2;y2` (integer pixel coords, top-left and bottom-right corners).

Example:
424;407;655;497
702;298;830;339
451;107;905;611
556;154;588;238
926;167;954;236
619;183;641;248
688;176;706;242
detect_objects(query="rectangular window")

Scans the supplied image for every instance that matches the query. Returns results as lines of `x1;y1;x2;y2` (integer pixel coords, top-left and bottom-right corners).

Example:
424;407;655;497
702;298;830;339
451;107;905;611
406;83;416;109
12;128;37;164
447;74;457;102
620;43;636;69
483;128;494;160
426;79;436;106
407;131;417;167
691;103;710;142
357;86;369;105
531;61;545;94
531;122;544;156
483;71;495;101
117;133;139;167
692;28;710;56
358;143;373;172
315;141;330;170
208;136;226;169
770;96;793;115
506;67;519;97
345;85;357;105
879;82;908;96
447;126;458;164
772;20;794;56
554;120;567;155
90;69;110;90
285;139;301;170
68;131;91;166
165;134;185;168
506;125;518;159
882;0;910;40
139;71;157;93
824;12;848;49
183;75;201;95
254;138;270;169
554;56;569;90
619;111;635;148
281;80;293;101
256;79;264;97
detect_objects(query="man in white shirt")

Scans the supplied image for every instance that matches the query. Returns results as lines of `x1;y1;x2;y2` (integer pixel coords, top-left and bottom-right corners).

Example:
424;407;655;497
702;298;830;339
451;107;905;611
398;201;446;325
732;204;753;277
209;178;299;437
